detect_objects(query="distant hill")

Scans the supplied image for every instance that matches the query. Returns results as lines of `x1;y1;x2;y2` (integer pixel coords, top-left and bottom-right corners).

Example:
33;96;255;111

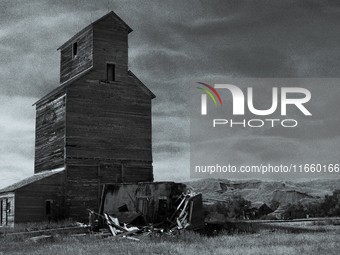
184;178;340;208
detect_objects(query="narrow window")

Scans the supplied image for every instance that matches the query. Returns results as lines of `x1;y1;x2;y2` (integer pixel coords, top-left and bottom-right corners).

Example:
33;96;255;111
6;201;10;213
45;200;52;215
0;200;3;225
5;199;8;225
107;64;115;81
72;42;78;58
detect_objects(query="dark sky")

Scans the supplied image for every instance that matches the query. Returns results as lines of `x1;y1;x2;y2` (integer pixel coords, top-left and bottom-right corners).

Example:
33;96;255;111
1;0;340;188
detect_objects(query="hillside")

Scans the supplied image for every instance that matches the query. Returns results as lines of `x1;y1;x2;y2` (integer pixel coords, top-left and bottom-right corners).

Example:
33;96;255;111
185;178;340;207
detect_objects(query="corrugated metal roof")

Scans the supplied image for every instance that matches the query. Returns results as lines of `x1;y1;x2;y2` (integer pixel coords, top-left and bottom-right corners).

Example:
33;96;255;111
0;168;64;193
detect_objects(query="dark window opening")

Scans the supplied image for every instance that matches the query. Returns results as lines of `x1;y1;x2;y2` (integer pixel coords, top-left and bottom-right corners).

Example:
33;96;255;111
5;199;8;225
45;200;52;215
6;201;10;213
72;42;78;58
0;200;3;225
118;204;128;212
107;64;115;81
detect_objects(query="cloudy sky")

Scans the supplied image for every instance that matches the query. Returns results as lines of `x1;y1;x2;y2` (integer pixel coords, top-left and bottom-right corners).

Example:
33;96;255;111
1;0;340;188
190;78;340;180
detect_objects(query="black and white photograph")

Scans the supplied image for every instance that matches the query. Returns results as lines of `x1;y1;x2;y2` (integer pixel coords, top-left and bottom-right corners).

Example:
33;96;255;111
0;1;340;254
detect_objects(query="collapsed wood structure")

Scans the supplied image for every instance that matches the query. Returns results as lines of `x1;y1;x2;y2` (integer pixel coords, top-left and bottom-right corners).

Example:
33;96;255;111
0;11;205;229
100;185;203;230
100;182;186;224
89;189;204;240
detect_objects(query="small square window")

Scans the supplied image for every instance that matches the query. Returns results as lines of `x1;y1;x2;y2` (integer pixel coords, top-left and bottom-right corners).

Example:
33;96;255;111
107;64;115;81
72;42;78;58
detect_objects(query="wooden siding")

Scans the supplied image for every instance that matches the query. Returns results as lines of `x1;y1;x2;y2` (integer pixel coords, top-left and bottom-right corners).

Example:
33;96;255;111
60;27;93;84
35;93;66;173
14;171;65;223
65;81;153;164
123;165;153;183
92;14;128;81
97;163;153;183
102;183;186;223
0;193;15;226
66;165;99;221
99;164;122;183
185;194;205;231
65;160;153;183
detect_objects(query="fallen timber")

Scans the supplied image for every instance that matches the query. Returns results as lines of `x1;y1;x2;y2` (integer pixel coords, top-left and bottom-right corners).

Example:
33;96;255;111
88;191;205;240
3;191;204;242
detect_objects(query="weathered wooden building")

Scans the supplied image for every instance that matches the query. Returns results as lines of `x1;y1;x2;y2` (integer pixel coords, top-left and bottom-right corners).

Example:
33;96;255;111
99;183;204;231
101;182;186;224
247;202;273;219
271;204;307;220
0;11;157;226
0;169;64;226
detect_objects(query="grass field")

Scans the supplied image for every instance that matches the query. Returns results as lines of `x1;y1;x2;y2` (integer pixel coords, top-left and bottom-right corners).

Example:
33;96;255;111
1;225;340;255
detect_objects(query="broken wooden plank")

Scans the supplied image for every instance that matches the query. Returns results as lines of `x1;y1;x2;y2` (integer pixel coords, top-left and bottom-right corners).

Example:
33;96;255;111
119;236;140;241
98;184;106;214
104;213;117;236
107;215;128;232
188;200;194;222
115;229;140;237
29;235;53;243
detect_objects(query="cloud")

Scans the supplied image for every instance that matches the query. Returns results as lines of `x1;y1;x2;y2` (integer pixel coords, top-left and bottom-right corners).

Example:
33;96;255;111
1;1;340;185
153;149;190;182
0;96;36;188
153;115;189;143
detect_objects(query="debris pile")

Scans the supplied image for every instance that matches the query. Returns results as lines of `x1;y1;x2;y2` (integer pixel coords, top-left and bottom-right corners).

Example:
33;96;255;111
167;190;201;231
88;191;204;240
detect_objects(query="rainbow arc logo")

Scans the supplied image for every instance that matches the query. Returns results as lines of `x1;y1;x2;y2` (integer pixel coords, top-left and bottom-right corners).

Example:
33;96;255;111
196;82;222;115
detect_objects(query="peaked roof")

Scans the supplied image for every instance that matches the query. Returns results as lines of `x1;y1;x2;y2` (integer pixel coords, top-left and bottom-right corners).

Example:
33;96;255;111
33;11;154;107
32;66;94;106
33;69;155;107
127;70;156;99
0;168;64;193
58;11;133;51
273;204;291;214
250;201;267;209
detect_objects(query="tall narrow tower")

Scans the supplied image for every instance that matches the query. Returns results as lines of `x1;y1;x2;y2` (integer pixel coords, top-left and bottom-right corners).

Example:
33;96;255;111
33;11;155;219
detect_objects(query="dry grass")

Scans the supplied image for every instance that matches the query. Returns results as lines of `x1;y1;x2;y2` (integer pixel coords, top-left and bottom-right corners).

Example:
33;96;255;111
1;227;340;255
0;219;77;234
259;218;340;232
